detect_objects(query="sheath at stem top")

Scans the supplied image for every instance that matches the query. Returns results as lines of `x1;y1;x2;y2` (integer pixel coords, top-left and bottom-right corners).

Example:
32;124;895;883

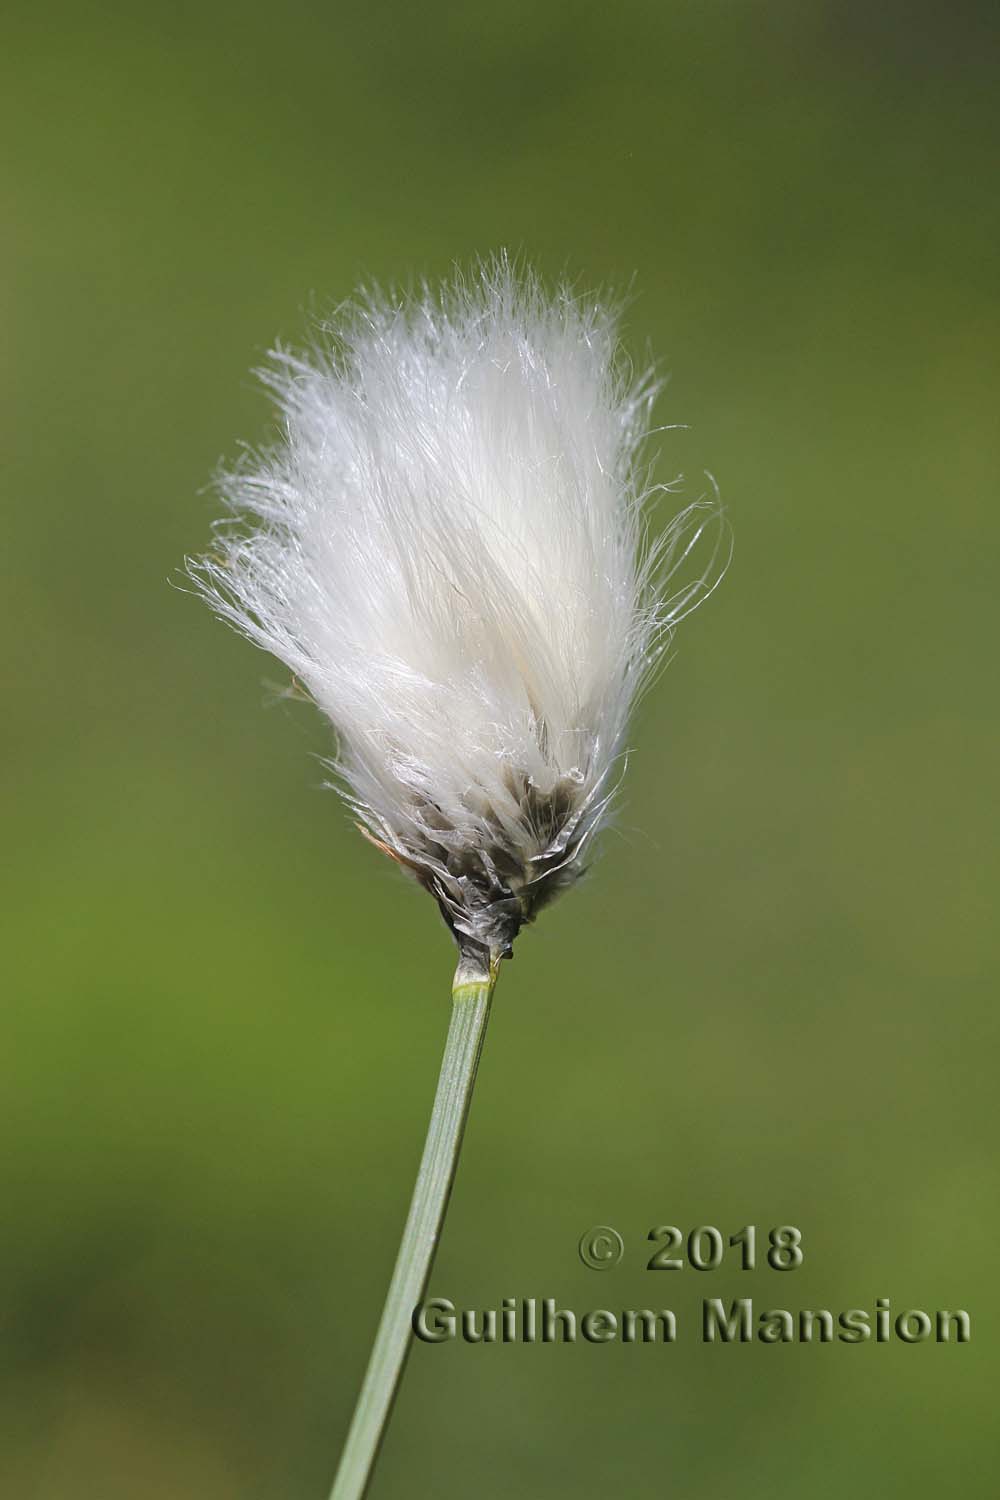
193;256;726;968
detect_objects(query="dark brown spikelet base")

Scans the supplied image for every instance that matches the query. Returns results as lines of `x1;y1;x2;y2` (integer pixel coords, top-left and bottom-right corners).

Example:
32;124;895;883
361;771;597;971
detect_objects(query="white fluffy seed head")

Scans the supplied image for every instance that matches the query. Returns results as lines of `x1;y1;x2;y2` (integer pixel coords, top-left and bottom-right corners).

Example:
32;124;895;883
194;258;726;966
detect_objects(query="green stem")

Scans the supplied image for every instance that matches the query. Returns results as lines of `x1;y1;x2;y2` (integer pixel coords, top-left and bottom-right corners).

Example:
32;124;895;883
329;958;498;1500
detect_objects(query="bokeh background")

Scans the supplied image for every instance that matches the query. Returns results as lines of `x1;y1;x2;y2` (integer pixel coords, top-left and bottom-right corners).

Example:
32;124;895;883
3;1;998;1495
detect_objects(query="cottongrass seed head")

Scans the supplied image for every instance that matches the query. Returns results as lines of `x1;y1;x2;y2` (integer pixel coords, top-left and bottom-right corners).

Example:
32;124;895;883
193;257;727;971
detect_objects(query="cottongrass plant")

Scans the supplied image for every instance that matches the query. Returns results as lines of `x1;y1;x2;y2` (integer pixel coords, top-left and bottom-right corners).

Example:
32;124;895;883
193;257;727;1498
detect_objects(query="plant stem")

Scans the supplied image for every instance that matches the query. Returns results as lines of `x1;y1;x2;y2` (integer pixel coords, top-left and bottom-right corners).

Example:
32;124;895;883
329;957;498;1500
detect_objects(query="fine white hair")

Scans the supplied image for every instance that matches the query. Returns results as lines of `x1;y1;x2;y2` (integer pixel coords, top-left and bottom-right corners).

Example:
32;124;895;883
194;258;726;966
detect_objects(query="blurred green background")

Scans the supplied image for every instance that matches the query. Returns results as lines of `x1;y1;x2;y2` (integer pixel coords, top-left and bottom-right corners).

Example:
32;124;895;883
3;1;998;1495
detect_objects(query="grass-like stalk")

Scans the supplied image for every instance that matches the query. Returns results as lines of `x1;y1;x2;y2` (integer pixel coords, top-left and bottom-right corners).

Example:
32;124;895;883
329;959;499;1500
